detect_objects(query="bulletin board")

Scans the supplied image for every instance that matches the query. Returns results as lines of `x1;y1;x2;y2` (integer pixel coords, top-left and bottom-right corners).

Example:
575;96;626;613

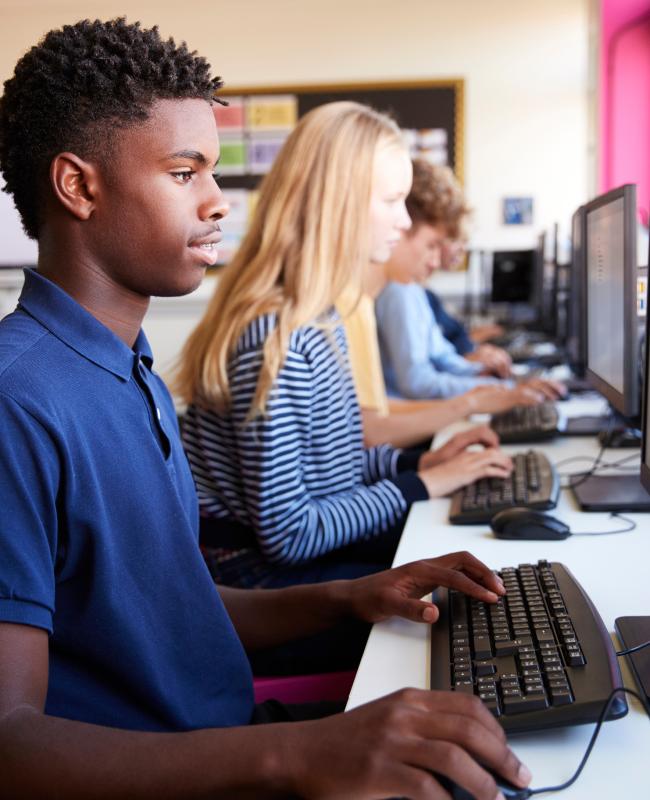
213;79;465;264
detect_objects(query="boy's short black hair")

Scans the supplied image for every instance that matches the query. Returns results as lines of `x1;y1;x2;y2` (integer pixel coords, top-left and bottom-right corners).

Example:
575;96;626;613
0;17;223;239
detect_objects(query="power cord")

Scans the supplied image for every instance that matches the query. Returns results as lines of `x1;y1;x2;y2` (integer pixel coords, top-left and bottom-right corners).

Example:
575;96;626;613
555;452;639;478
616;638;650;657
525;687;649;797
568;512;637;536
563;441;608;491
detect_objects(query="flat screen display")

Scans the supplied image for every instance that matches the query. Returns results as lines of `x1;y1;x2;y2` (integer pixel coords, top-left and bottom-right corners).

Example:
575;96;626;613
586;197;626;395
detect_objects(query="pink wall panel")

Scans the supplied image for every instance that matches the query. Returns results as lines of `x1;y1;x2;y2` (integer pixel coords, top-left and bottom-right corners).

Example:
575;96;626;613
600;0;650;222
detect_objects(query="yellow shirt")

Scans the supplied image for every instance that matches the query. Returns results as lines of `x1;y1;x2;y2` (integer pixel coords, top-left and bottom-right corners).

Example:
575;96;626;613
336;289;389;417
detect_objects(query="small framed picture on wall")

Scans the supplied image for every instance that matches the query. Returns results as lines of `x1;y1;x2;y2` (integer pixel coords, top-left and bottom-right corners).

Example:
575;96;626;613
503;197;534;225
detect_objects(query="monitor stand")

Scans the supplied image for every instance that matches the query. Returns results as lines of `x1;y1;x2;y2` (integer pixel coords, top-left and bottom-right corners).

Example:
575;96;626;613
563;375;593;394
597;426;642;448
563;415;611;437
614;616;650;705
572;474;650;512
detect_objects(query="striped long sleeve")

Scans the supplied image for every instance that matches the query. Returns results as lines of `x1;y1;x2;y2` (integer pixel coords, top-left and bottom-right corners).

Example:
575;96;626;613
183;314;426;568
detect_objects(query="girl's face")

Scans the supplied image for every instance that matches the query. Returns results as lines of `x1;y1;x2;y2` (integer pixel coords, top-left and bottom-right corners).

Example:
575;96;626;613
368;143;413;264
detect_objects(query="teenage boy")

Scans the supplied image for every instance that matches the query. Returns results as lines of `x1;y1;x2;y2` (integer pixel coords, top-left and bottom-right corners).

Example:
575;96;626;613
0;18;531;799
373;160;565;401
339;162;561;449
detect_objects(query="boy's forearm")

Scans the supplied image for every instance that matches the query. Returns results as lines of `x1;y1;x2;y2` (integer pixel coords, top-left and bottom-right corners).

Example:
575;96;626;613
0;707;295;800
218;581;352;650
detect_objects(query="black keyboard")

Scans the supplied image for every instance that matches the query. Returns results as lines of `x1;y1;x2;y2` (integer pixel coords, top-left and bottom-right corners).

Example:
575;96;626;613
449;450;559;525
508;345;564;367
490;330;548;349
430;560;628;733
490;402;559;444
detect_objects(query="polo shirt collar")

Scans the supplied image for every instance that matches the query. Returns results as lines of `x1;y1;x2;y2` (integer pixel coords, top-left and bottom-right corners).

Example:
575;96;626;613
19;269;153;381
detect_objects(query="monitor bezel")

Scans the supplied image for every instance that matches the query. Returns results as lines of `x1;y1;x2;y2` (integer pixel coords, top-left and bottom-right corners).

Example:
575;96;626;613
533;232;546;317
567;205;587;371
640;247;650;492
584;184;638;418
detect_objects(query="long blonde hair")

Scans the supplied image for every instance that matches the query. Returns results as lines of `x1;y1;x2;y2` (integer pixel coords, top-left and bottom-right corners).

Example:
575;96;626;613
174;101;404;417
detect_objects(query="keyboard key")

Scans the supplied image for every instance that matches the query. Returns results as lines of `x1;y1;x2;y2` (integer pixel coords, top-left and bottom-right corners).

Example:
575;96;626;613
495;640;518;656
503;694;549;714
549;688;573;706
473;636;492;659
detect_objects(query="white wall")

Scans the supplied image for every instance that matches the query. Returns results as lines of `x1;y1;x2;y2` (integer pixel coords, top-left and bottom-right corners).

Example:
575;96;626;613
1;0;593;256
0;0;594;366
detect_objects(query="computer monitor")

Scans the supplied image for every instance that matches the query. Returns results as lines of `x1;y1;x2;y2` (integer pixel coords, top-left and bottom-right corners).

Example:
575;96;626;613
539;224;560;335
571;185;650;512
566;206;587;374
584;184;639;419
532;233;546;316
554;262;571;347
490;250;534;304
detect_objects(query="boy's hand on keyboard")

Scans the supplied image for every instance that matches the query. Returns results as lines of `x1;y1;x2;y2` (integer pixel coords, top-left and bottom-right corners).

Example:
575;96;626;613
465;384;543;414
466;344;513;378
519;377;566;401
419;447;513;498
283;689;531;800
344;550;505;626
419;424;499;470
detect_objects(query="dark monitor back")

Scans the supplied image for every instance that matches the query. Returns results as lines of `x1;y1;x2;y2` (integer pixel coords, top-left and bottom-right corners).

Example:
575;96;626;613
490;250;534;303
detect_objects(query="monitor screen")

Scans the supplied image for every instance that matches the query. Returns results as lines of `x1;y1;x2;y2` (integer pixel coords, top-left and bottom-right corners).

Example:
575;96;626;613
490;250;534;303
585;184;638;417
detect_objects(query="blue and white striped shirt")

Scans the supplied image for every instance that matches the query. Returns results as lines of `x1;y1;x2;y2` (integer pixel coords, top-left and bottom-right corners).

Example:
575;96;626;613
182;312;426;587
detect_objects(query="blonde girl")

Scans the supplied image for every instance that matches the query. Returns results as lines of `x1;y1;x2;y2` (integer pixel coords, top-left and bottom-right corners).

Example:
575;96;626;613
176;101;511;588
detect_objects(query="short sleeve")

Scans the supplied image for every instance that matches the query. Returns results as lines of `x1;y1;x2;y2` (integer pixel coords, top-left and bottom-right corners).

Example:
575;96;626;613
0;392;59;632
338;295;390;416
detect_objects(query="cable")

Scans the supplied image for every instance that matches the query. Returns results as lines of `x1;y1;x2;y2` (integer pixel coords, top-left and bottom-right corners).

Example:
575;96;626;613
569;512;637;536
616;638;650;656
556;452;640;478
562;415;614;491
528;687;649;797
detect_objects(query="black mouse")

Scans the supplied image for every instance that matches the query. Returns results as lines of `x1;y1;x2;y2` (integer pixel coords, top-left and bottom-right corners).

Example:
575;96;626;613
490;507;571;540
434;771;531;800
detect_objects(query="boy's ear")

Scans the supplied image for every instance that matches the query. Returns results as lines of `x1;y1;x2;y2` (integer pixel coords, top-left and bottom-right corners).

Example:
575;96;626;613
49;152;100;222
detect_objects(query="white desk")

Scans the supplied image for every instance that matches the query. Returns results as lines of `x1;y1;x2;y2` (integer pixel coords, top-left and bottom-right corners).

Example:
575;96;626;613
347;400;650;797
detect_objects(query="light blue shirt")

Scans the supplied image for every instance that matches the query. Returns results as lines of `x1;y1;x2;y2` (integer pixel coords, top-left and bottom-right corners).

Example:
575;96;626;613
376;281;501;399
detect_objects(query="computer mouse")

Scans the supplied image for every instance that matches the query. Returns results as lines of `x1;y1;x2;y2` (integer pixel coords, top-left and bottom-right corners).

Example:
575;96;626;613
490;507;571;540
434;771;532;800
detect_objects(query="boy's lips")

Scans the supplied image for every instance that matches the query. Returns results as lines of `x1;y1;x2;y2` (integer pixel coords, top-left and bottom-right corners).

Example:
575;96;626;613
188;233;222;266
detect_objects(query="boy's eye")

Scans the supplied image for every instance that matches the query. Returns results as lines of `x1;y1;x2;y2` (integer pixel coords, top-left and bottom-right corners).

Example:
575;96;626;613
171;171;194;183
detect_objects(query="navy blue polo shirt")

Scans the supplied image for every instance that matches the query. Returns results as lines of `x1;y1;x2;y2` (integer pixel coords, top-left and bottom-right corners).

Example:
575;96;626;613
0;270;254;731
